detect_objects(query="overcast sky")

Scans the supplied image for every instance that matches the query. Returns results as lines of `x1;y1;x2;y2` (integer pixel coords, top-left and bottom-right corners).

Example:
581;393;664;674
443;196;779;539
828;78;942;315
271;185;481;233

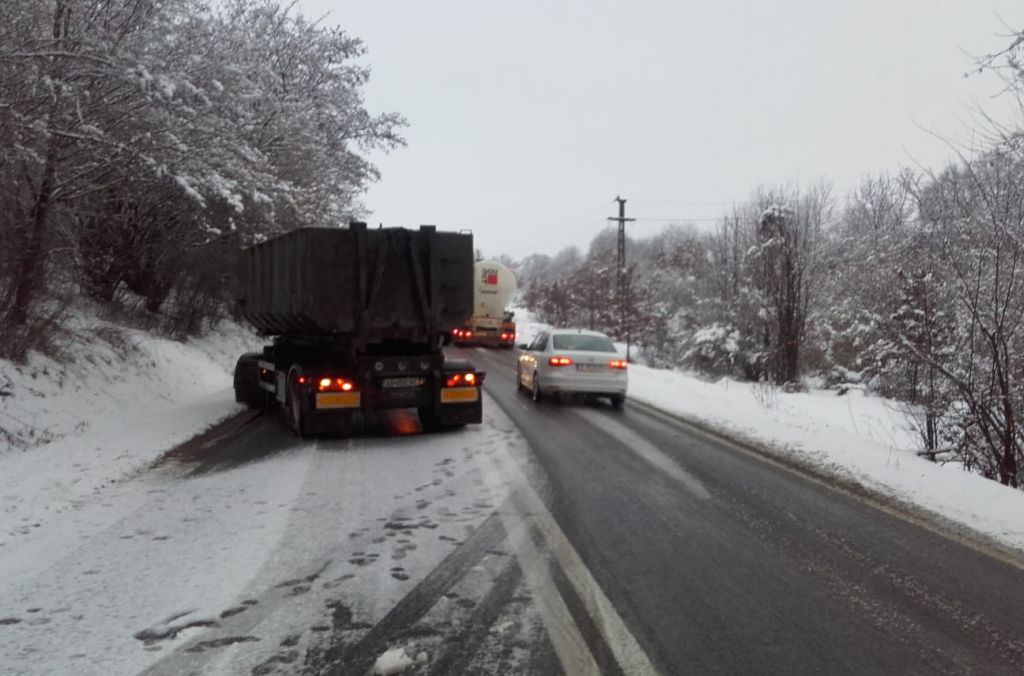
299;0;1024;259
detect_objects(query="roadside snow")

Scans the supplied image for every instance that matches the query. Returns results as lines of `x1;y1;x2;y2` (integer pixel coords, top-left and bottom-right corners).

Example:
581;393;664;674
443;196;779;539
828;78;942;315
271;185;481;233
0;314;261;562
373;647;415;675
0;313;258;453
512;310;1024;553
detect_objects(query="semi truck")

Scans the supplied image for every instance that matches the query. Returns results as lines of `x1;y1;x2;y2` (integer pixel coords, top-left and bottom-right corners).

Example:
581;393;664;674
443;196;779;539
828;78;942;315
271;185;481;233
452;260;517;348
232;224;484;436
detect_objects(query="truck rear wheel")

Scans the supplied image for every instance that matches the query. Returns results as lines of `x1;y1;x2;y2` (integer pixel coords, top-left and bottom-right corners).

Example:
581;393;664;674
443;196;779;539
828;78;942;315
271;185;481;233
287;375;310;437
234;353;264;409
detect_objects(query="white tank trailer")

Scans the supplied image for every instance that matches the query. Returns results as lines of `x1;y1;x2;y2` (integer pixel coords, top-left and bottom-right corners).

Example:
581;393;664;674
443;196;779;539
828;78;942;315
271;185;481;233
453;260;517;348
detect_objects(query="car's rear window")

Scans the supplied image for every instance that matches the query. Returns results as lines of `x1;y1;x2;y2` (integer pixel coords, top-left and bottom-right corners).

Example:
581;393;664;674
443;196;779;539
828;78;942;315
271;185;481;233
552;334;617;352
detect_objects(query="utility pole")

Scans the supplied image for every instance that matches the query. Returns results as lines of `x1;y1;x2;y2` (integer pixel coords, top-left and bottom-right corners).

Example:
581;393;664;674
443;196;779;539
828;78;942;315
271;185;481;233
607;196;635;361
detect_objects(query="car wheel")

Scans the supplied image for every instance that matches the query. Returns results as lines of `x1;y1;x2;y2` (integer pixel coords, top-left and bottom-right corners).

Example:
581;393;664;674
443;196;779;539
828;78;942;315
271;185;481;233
531;374;543;403
610;394;625;410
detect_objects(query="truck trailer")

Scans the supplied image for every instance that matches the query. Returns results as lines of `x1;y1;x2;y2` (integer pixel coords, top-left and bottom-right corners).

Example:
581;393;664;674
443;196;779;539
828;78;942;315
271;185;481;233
232;224;484;436
452;260;517;348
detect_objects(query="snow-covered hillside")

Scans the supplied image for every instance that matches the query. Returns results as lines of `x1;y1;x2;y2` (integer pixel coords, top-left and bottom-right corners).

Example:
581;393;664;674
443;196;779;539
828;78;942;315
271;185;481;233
0;312;261;565
0;313;259;454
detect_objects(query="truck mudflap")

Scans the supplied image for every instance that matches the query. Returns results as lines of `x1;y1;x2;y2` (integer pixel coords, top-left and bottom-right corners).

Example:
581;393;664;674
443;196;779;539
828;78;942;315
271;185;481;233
435;383;482;426
419;363;484;429
437;397;483;426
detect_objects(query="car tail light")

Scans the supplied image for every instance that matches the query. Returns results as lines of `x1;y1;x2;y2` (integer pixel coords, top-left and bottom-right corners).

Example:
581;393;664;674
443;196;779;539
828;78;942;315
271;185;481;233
549;356;573;366
609;360;628;369
446;371;481;387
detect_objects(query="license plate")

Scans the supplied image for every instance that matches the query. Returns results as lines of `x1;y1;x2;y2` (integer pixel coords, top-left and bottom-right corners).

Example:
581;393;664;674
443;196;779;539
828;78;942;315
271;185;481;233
382;377;424;389
441;387;479;403
316;392;361;409
576;364;604;372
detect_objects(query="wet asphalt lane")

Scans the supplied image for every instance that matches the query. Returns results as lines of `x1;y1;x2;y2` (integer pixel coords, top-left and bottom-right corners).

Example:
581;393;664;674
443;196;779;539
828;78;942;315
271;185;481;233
461;346;1024;676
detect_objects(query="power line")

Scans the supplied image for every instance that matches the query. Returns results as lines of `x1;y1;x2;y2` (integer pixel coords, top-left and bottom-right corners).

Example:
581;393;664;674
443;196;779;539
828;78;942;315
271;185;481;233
630;199;737;206
632;216;724;223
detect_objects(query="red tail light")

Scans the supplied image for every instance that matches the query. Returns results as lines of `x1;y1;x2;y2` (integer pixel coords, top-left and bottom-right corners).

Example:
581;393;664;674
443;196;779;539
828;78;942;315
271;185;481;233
549;356;573;366
446;371;481;387
609;359;628;369
317;376;356;392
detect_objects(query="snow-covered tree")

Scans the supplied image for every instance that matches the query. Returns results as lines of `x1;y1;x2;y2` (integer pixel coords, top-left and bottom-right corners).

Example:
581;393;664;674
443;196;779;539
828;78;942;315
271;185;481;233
0;0;404;350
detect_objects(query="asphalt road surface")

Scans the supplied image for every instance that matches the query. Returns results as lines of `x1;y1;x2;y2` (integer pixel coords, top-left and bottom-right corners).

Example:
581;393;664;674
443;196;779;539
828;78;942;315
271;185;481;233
4;346;1023;675
461;346;1024;676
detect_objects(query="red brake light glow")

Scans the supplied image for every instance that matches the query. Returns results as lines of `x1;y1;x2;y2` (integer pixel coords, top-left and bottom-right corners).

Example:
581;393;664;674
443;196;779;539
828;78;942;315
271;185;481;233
316;376;356;392
609;359;628;369
446;371;479;387
549;356;573;366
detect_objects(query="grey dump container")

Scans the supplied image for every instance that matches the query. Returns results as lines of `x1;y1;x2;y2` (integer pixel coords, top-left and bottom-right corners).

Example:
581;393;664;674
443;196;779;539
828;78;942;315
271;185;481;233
238;225;474;340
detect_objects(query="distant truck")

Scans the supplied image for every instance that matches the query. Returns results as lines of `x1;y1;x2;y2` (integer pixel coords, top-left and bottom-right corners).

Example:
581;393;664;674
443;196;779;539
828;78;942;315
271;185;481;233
452;260;517;348
232;224;484;436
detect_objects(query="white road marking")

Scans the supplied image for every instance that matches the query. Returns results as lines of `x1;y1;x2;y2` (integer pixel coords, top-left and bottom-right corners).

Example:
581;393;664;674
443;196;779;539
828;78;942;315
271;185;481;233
576;408;712;501
476;401;663;676
498;506;603;675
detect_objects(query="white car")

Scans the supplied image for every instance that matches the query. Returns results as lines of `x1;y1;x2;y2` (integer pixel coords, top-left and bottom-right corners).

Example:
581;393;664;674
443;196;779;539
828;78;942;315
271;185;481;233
516;328;628;408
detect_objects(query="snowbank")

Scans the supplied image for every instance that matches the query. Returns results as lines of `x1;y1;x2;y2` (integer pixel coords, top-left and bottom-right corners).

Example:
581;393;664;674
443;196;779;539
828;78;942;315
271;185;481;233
0;312;261;551
512;310;1024;553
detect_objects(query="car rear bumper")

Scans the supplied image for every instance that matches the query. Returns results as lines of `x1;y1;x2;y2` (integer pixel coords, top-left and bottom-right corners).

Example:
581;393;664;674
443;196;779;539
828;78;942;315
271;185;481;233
541;371;627;395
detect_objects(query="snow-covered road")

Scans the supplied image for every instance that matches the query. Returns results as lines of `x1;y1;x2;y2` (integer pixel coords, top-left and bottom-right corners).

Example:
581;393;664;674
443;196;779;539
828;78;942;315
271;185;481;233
1;404;559;675
4;345;1024;675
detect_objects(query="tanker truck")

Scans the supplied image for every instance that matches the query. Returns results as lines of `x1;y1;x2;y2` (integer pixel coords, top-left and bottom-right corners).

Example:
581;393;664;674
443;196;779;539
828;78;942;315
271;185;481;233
232;224;484;436
452;260;517;348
